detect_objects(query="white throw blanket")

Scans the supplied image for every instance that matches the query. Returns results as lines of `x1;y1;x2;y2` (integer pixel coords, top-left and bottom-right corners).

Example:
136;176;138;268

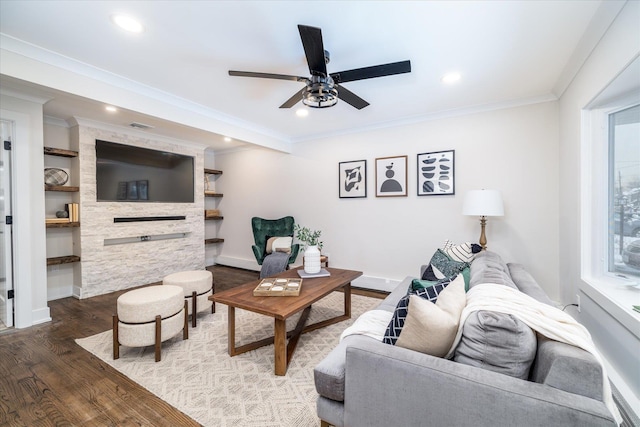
445;283;622;425
340;309;393;342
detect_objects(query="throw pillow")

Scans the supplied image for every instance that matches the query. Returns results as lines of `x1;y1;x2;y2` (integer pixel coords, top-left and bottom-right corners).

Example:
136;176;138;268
454;310;537;379
411;277;450;292
383;280;452;345
395;274;467;357
421;249;470;281
443;242;475;263
265;236;292;254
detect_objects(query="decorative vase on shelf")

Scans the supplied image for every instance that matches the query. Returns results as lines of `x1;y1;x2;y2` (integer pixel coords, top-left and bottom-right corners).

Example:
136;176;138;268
304;245;321;274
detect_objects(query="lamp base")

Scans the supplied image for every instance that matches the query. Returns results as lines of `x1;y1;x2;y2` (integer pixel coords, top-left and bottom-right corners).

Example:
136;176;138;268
479;216;487;251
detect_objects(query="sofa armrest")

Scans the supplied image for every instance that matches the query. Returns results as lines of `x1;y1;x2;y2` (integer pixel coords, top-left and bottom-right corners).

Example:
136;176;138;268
530;336;603;400
343;339;615;427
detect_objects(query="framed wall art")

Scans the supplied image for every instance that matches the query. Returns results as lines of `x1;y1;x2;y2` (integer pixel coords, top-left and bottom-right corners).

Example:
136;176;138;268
339;160;367;198
417;150;455;196
375;155;407;197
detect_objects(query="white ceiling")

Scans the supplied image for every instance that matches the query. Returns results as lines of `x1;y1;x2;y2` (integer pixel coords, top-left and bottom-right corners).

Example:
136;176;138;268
0;1;620;151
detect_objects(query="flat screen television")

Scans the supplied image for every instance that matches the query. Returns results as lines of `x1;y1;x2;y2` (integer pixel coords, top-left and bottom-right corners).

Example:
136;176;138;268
95;140;194;203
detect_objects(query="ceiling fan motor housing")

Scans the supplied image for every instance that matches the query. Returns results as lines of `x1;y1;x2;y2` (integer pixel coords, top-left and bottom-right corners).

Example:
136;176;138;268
303;75;338;108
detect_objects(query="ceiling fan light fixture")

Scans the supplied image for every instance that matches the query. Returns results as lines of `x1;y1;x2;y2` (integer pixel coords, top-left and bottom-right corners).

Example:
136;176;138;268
302;75;338;108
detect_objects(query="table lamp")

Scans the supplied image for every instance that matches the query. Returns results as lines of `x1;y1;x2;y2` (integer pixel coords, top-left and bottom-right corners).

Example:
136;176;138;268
463;189;504;250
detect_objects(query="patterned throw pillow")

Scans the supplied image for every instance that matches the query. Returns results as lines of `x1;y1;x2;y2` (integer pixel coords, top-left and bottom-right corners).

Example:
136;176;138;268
382;280;451;345
421;249;469;280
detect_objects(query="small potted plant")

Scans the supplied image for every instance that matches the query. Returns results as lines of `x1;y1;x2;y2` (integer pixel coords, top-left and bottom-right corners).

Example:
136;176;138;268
295;224;323;274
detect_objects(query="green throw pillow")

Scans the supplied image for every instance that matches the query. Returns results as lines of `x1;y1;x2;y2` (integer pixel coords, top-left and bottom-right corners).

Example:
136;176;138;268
411;277;449;292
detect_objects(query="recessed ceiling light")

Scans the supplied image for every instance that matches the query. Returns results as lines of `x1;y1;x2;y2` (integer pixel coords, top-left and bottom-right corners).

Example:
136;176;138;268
111;14;144;33
105;105;117;112
224;137;232;142
441;72;461;84
296;108;309;117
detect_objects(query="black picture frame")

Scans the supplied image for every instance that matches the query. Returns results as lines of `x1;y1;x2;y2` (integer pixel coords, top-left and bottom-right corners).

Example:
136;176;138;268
339;160;367;198
417;150;455;196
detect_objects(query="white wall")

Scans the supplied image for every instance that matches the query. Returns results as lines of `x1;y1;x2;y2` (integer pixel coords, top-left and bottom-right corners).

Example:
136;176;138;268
558;0;640;410
215;101;561;298
0;94;49;327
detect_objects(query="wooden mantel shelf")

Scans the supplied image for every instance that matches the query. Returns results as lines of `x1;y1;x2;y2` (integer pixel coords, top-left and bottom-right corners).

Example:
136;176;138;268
47;255;80;266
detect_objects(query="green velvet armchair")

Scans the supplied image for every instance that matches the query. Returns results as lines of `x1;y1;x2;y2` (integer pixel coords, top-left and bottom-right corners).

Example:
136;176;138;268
251;216;300;265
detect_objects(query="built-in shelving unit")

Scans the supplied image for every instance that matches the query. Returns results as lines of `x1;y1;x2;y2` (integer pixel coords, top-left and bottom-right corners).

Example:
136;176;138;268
204;168;224;245
44;146;81;265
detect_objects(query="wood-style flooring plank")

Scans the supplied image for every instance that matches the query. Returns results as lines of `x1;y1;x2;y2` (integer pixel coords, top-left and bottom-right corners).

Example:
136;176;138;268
0;264;385;427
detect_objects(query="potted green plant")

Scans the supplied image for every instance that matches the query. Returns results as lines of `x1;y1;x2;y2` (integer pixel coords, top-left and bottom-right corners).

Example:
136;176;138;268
294;224;323;274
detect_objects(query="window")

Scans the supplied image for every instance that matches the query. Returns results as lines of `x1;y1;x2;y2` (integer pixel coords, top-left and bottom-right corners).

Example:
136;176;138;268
608;104;640;279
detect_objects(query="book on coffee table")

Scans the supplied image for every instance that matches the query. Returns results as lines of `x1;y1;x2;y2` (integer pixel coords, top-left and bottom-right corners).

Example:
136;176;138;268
297;268;331;278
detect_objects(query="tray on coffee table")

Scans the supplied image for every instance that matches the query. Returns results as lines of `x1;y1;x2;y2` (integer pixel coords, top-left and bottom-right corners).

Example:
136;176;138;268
253;278;303;296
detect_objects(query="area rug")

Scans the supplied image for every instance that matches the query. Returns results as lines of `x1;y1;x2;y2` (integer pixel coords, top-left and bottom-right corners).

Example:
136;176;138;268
76;293;380;427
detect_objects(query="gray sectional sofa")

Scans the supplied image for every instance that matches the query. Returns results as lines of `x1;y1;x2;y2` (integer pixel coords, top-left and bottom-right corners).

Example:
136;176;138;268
314;251;617;427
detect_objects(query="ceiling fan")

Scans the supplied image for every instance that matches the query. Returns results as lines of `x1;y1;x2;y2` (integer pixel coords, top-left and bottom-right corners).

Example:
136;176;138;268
228;25;411;109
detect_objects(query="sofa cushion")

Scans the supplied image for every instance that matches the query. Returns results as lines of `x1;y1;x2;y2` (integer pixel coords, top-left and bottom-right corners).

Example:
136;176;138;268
454;309;537;379
383;280;451;345
469;251;517;289
396;275;466;357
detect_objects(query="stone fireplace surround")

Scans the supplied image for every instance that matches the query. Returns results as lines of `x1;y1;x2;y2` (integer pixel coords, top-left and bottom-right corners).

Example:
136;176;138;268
73;124;205;299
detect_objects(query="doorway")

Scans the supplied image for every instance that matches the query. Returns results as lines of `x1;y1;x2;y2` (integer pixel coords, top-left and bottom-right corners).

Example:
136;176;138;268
0;119;14;329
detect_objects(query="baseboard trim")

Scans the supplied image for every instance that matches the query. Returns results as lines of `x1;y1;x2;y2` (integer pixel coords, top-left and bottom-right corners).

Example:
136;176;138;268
31;307;51;326
213;255;260;272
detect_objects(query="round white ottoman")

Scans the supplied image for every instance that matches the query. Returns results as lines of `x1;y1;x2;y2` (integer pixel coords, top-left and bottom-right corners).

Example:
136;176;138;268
163;270;214;327
113;285;188;362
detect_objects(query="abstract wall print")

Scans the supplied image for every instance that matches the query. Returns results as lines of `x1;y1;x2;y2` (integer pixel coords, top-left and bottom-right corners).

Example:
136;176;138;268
376;155;407;197
417;150;455;196
339;160;367;198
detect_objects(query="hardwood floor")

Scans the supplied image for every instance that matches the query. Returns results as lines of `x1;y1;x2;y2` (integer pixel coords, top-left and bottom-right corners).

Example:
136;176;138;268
0;265;382;426
0;265;258;426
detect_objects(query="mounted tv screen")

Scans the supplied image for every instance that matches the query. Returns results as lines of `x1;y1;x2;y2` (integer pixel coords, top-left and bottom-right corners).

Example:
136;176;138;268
95;140;194;203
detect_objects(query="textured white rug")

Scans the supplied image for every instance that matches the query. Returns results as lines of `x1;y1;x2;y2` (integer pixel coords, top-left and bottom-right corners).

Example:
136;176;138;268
76;292;380;427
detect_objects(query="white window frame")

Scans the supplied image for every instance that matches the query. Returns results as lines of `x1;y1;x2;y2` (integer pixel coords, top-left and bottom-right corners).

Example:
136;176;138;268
581;92;640;337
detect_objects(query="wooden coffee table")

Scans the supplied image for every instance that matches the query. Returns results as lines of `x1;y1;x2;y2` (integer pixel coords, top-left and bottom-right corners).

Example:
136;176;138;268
209;267;362;376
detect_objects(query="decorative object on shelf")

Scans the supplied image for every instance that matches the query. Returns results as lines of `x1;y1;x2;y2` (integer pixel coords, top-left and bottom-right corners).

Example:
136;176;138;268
44;167;69;186
295;224;323;274
56;210;69;218
205;209;220;218
137;180;149;200
462;189;504;250
339;159;367;198
417;150;455;196
375;155;407;197
65;202;79;222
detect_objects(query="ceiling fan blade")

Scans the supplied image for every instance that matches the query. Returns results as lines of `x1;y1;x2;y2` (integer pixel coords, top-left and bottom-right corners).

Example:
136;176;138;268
331;60;411;84
279;88;306;108
336;84;369;110
298;25;327;77
229;70;308;82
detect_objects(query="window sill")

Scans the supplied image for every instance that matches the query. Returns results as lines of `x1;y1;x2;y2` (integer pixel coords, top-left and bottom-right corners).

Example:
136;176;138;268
580;275;640;340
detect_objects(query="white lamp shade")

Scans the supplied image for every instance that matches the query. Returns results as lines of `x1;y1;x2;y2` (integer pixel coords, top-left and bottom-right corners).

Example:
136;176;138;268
463;190;504;217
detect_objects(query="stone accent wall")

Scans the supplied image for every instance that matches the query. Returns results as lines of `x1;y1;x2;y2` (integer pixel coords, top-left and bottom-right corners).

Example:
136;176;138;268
74;125;205;299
